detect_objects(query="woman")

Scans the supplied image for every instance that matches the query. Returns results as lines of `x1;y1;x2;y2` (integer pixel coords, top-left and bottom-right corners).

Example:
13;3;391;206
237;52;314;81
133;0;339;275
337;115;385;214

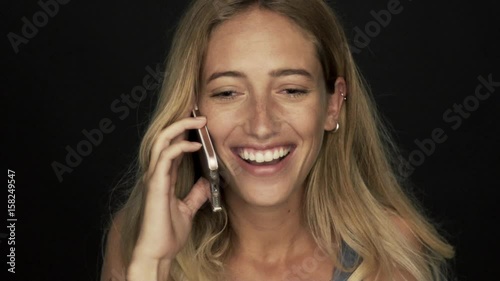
101;0;454;280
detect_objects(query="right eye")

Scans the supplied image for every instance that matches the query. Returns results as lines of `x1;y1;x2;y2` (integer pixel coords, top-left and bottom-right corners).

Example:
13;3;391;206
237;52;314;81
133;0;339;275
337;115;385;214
212;90;238;100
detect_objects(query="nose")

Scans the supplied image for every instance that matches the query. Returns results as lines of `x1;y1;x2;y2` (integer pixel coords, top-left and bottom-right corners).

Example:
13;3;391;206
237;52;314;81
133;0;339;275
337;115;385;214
243;94;281;140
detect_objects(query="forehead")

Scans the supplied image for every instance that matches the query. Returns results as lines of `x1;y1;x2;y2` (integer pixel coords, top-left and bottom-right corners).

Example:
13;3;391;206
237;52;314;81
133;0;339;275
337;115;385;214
203;7;321;78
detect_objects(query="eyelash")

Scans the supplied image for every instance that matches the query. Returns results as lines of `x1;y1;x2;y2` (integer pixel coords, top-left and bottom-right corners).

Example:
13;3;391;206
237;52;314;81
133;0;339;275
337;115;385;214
212;91;237;100
211;88;310;100
283;88;310;97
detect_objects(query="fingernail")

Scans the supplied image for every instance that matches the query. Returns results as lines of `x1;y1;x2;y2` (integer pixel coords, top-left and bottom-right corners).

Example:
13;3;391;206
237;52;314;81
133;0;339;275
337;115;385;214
195;116;206;120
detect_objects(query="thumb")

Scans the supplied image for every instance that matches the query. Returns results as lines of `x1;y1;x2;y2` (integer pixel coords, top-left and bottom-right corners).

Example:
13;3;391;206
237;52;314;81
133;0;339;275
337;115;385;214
182;177;211;218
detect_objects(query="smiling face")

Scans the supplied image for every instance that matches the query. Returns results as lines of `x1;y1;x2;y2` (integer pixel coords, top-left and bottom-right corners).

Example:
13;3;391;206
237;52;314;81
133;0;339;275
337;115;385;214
198;7;341;207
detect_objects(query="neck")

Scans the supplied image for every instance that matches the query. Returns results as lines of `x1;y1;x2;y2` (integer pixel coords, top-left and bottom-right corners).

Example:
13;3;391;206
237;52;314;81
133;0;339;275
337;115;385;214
225;188;315;262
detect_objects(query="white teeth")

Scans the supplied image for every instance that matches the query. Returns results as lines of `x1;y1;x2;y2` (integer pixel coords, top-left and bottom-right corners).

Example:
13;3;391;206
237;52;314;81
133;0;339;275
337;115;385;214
273;150;279;159
238;146;291;163
264;151;273;161
255;152;264;163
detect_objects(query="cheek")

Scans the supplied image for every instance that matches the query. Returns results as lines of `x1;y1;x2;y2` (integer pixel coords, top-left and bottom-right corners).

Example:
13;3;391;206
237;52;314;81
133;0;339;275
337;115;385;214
203;107;237;151
285;102;326;136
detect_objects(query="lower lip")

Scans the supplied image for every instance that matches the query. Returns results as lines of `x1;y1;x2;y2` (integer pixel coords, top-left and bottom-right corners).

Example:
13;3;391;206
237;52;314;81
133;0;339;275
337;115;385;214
232;148;295;176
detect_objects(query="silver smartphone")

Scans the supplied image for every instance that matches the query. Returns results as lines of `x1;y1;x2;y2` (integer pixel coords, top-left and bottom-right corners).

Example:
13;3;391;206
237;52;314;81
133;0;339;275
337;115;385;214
192;106;222;212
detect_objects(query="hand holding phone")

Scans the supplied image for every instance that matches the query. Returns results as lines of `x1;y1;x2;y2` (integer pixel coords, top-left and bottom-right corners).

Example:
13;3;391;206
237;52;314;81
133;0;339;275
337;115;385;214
128;115;213;275
192;106;222;212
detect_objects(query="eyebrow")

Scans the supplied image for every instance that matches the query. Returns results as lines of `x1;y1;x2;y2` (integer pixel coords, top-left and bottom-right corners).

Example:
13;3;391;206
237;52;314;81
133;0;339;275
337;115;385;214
206;68;313;83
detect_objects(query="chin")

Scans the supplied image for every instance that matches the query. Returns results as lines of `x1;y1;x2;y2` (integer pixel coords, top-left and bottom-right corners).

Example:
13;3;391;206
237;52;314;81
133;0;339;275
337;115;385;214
224;178;301;208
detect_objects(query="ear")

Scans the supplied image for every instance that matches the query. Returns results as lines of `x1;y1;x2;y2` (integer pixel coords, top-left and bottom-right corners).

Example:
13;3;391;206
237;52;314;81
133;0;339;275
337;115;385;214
324;77;346;131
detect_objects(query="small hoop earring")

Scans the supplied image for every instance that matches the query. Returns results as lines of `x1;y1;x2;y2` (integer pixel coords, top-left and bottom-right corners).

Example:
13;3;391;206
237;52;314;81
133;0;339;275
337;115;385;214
331;122;340;133
340;91;347;101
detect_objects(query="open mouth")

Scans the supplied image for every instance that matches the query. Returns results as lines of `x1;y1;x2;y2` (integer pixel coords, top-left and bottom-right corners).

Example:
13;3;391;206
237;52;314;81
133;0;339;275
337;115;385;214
235;146;293;166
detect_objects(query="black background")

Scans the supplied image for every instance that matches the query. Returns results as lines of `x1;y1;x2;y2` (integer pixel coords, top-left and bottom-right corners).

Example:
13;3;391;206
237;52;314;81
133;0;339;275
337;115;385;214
3;0;499;280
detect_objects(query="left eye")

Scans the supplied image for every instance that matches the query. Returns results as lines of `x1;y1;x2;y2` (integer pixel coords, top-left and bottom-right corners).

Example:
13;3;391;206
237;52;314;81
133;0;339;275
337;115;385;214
283;88;310;96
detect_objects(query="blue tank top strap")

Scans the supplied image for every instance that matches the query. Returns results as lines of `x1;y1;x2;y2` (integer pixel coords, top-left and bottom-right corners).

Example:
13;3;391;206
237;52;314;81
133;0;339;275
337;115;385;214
331;243;359;281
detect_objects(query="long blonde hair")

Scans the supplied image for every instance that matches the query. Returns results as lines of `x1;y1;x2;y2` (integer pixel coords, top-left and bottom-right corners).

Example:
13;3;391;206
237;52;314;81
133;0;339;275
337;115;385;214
108;0;454;280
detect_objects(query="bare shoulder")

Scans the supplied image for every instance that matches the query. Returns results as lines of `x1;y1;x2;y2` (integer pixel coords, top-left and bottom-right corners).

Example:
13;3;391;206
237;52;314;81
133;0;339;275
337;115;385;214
100;209;127;281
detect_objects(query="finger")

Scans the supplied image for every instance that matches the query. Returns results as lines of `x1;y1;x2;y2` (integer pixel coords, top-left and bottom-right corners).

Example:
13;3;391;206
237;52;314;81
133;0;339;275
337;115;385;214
169;157;180;188
149;140;202;196
180;177;211;219
148;117;206;177
142;141;202;232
